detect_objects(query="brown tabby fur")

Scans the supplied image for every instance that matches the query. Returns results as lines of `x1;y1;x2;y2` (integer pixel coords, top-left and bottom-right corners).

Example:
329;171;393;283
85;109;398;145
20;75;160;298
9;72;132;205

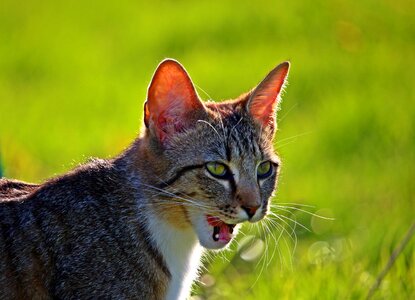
0;59;289;299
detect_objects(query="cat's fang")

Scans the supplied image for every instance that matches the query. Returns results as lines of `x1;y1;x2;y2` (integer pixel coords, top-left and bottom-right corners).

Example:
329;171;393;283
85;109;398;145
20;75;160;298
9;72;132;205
218;223;232;243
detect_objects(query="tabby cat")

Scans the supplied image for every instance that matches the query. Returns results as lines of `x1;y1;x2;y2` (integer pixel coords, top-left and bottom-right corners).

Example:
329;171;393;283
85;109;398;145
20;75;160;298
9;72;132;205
0;59;290;299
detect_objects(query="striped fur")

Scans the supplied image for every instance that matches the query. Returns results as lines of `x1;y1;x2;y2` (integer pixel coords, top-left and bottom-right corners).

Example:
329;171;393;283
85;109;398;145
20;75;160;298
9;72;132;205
0;59;289;299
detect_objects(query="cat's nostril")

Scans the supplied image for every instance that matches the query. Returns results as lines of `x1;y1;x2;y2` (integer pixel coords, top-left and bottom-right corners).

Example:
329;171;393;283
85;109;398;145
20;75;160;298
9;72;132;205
241;205;260;219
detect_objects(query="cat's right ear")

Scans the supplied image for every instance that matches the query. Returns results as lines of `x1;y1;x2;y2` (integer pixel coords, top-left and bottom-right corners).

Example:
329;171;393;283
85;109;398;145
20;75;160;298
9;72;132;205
144;59;205;145
245;61;290;132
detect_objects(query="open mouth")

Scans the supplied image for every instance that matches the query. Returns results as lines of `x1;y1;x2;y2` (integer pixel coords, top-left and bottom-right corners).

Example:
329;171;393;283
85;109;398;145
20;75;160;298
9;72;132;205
206;215;236;244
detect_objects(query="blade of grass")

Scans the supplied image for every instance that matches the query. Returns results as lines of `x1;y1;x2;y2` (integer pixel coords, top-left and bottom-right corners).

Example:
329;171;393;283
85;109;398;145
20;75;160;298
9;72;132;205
367;221;415;299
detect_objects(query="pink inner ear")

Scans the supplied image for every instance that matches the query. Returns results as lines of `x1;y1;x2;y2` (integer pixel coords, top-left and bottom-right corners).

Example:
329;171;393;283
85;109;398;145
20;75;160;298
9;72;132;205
248;61;290;128
145;59;204;143
249;91;279;126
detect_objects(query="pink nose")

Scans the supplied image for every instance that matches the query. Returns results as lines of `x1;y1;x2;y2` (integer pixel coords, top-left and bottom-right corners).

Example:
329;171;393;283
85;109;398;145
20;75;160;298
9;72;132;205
241;205;260;219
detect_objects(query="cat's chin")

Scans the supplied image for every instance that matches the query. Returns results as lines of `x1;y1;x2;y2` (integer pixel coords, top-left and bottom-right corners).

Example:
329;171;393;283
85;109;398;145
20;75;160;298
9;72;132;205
189;213;239;250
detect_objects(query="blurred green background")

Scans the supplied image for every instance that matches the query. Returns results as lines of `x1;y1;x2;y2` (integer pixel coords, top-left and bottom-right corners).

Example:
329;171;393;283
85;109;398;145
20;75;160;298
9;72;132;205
1;0;414;299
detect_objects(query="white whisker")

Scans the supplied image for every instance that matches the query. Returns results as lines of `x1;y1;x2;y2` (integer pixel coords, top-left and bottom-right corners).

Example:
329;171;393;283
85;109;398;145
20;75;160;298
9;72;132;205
275;131;313;145
193;83;212;100
271;202;316;208
278;102;298;123
268;211;311;232
273;205;335;220
141;184;222;213
197;120;222;140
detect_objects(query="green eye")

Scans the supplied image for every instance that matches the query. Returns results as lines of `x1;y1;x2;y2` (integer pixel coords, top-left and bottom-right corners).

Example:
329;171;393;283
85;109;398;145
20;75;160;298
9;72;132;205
257;161;273;179
206;162;228;178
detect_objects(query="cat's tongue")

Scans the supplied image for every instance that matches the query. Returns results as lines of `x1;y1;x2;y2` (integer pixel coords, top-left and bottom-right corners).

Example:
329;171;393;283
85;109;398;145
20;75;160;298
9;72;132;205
217;223;232;243
207;215;233;243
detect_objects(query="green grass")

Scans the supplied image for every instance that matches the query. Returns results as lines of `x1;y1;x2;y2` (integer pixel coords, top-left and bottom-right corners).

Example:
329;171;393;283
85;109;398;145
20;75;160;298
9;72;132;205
1;0;414;299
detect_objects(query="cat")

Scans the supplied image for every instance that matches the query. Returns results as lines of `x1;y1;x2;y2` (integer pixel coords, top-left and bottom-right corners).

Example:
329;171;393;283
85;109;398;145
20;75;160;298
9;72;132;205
0;58;290;300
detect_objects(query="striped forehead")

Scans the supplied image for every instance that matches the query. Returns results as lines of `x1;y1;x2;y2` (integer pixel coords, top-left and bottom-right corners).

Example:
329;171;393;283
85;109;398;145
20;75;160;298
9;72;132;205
202;104;266;167
221;114;263;176
225;123;260;159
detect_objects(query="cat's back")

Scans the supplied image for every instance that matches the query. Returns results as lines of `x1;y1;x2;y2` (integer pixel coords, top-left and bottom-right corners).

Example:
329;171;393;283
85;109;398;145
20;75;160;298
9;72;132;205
0;159;169;299
0;177;50;298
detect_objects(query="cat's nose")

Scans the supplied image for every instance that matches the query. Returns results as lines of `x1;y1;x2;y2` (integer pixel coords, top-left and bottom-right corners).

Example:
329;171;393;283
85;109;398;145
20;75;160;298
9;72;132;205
241;205;260;219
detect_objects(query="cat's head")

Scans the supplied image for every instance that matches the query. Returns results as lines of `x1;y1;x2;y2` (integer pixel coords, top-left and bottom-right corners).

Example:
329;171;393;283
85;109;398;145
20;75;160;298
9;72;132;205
140;59;289;249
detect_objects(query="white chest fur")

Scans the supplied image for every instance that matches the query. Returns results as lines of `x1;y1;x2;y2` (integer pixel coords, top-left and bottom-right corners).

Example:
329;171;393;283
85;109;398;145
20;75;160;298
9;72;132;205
147;216;203;300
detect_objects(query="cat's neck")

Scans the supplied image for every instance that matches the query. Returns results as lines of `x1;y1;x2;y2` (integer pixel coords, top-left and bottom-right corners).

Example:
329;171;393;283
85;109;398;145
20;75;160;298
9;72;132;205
147;213;202;300
117;136;170;184
116;138;203;300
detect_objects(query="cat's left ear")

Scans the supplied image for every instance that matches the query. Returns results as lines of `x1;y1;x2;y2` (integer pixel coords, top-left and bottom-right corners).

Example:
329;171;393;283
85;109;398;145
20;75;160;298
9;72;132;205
245;61;290;131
